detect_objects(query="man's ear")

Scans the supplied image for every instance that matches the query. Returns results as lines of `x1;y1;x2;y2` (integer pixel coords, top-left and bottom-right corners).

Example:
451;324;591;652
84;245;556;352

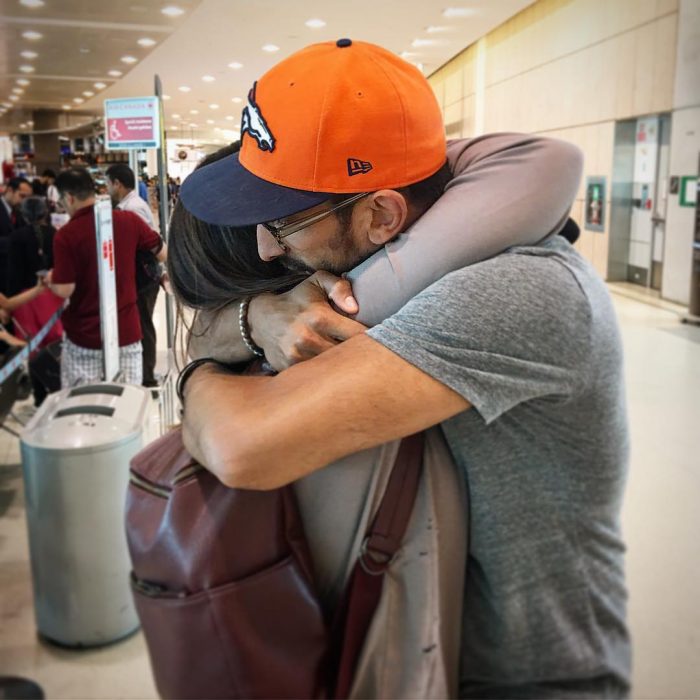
365;190;409;245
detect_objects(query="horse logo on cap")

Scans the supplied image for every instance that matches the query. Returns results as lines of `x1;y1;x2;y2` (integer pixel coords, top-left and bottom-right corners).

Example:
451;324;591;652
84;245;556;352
241;82;276;152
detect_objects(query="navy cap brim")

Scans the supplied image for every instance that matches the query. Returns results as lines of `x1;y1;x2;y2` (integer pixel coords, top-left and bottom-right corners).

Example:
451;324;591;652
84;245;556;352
178;151;329;227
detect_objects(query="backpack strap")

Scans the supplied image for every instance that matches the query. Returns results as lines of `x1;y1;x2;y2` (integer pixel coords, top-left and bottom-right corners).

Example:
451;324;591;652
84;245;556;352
332;431;425;699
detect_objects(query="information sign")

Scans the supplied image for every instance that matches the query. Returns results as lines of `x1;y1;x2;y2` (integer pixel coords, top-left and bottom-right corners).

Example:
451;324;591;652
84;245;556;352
104;96;161;150
94;196;120;381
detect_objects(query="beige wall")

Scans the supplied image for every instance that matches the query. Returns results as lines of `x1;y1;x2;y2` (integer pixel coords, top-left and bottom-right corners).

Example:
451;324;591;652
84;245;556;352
428;0;679;279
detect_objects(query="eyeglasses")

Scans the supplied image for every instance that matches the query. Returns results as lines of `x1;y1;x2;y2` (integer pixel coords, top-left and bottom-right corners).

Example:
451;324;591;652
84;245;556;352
262;192;369;248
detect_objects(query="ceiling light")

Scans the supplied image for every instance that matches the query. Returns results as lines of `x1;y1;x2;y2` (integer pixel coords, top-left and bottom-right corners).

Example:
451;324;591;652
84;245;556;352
172;113;180;118
12;88;24;94
442;7;478;18
228;61;243;70
94;82;106;89
9;96;19;101
161;6;185;17
189;122;197;127
189;109;198;114
231;97;242;103
27;120;33;126
178;85;191;92
108;69;122;77
2;102;12;108
20;50;38;59
62;104;71;110
16;79;30;86
209;103;219;109
305;18;326;29
411;38;442;48
82;90;94;97
19;123;27;129
19;65;35;73
79;47;90;54
121;55;138;64
162;94;171;100
137;37;156;47
73;97;84;103
225;115;234;121
206;119;214;124
262;44;280;53
20;0;46;7
400;51;420;58
21;30;43;40
202;75;215;82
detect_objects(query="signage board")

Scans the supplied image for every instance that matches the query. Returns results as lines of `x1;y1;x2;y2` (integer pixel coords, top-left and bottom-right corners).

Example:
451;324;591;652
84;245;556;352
94;196;120;381
585;176;606;232
104;96;161;150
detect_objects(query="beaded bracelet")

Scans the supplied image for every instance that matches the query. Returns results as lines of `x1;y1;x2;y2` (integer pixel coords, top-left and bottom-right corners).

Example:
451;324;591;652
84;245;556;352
238;297;265;357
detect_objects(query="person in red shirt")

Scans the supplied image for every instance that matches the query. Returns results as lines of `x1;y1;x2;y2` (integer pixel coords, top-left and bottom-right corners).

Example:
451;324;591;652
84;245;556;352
48;167;166;387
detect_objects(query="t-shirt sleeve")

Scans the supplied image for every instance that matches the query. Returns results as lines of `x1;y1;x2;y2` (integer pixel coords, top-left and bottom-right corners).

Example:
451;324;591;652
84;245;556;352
134;216;163;252
347;134;584;327
51;231;75;284
366;251;591;424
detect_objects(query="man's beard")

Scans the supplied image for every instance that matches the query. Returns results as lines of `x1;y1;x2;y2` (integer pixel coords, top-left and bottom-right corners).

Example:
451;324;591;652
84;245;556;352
279;219;373;276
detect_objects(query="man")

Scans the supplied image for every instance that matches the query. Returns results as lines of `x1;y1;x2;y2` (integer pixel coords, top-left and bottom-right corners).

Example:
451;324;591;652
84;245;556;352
106;163;161;388
1;177;33;294
41;169;60;210
179;40;630;698
49;167;166;387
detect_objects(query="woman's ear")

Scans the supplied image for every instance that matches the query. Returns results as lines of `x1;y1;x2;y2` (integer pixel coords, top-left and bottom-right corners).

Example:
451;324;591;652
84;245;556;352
365;190;409;245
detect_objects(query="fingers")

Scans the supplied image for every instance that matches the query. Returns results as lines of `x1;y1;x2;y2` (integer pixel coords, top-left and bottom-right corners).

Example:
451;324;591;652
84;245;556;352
310;271;359;315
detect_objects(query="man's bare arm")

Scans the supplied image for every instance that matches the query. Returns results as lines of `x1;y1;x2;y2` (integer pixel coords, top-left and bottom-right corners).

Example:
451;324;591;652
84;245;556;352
182;333;470;490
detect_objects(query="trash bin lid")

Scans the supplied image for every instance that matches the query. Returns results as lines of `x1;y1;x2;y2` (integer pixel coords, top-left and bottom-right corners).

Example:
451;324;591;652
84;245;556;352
21;383;151;451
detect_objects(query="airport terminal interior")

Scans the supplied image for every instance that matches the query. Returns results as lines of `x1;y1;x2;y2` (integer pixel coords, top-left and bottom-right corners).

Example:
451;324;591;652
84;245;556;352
1;0;699;699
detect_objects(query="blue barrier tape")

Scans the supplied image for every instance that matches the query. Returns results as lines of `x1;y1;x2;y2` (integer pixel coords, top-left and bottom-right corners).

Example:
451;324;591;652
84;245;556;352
0;306;64;385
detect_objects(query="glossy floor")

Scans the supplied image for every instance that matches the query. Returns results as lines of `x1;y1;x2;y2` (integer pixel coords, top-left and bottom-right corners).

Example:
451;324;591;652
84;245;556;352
0;291;699;699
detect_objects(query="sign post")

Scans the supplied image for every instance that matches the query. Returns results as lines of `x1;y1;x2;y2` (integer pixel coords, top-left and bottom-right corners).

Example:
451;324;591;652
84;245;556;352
94;196;120;382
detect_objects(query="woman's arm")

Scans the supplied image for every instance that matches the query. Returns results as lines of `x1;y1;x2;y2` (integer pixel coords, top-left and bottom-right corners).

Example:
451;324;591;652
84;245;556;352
347;133;583;326
0;284;45;312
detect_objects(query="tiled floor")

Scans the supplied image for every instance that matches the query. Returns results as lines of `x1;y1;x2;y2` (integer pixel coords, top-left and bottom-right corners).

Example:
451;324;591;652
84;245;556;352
1;292;699;699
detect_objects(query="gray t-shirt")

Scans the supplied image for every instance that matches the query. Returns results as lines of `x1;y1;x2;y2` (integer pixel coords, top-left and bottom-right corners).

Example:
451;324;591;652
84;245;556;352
367;236;630;699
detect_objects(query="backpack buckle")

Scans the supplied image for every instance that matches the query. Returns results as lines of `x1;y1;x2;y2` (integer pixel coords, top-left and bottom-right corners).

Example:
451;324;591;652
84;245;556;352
358;537;394;576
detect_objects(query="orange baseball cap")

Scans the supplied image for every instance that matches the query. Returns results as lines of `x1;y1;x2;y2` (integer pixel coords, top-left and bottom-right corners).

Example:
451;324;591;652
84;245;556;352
180;39;446;226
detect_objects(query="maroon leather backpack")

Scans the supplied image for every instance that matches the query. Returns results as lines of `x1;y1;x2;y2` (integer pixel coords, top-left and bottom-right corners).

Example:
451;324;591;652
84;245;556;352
126;426;424;700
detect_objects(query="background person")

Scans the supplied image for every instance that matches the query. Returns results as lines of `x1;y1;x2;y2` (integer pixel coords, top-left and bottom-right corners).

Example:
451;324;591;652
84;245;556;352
48;167;166;388
106;163;162;388
0;177;32;295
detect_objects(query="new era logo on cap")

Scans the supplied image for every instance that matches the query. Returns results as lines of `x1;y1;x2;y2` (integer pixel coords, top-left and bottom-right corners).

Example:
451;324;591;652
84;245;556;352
347;158;373;176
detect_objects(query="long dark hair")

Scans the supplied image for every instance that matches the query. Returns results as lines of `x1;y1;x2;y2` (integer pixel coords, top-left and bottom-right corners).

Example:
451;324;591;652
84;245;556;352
166;143;306;362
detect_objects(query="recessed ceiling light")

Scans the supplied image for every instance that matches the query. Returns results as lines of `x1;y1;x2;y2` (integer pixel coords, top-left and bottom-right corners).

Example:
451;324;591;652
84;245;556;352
305;18;326;29
189;122;197;127
19;123;27;129
442;7;478;18
137;37;156;47
209;103;219;109
231;97;242;103
426;26;452;33
20;0;46;7
228;61;243;70
262;44;280;53
225;115;234;121
411;38;440;48
161;5;185;17
400;51;420;58
73;97;84;103
108;69;122;77
62;104;71;110
2;102;12;108
79;47;90;54
94;82;106;89
9;96;19;101
19;65;35;73
206;119;214;124
20;50;38;59
202;75;215;82
12;88;24;94
27;120;33;126
82;90;94;97
172;113;180;118
162;94;171;100
16;79;31;86
121;55;138;64
189;109;198;114
178;85;191;92
21;30;43;40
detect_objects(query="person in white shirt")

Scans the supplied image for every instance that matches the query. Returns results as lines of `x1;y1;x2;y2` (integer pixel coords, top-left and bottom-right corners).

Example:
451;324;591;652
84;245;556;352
106;163;162;388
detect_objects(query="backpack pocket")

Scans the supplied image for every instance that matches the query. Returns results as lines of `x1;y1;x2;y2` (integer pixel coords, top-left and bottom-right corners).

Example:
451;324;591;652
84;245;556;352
132;554;328;700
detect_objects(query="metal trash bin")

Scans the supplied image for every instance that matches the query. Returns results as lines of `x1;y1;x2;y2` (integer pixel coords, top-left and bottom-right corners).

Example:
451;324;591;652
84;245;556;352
20;382;152;647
